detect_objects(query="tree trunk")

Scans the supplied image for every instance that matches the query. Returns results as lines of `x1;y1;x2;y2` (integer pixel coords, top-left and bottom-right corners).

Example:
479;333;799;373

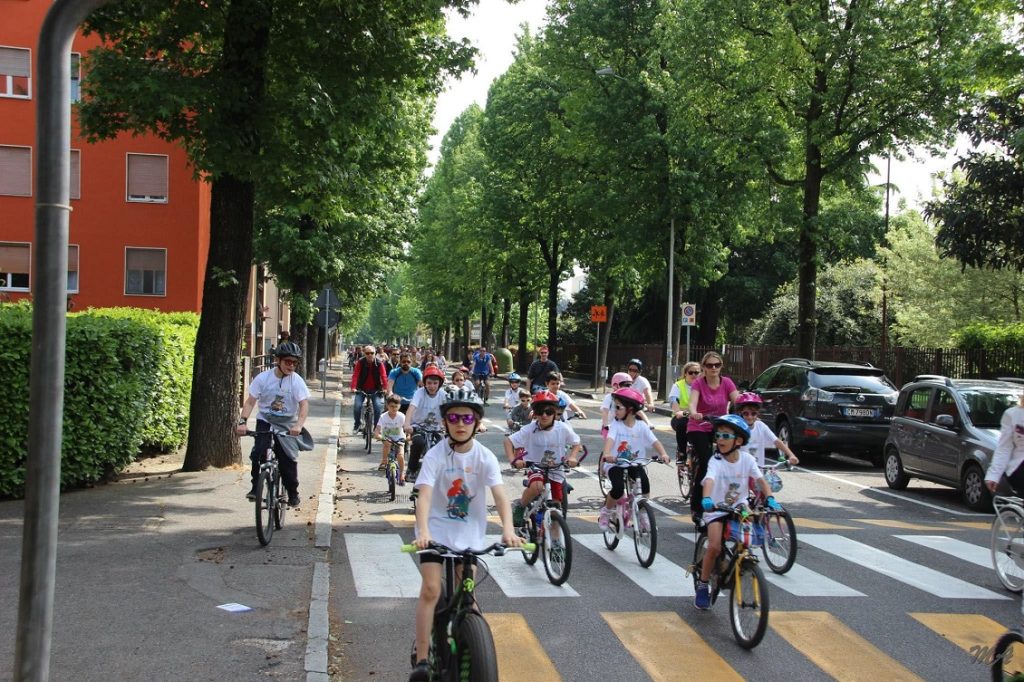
182;2;271;471
596;285;615;388
546;266;559;358
517;289;530;372
462;317;471;364
500;296;511;348
797;143;824;359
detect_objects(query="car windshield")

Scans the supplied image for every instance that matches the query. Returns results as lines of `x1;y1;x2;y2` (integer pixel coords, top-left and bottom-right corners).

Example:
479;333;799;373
808;370;896;394
960;388;1023;428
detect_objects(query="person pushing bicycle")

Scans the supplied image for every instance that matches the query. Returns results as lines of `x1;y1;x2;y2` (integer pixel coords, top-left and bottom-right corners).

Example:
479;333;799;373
694;414;780;610
408;387;520;681
236;341;309;507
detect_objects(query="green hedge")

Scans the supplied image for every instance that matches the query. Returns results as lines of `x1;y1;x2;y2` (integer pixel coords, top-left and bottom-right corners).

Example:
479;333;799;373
0;304;197;497
956;323;1024;352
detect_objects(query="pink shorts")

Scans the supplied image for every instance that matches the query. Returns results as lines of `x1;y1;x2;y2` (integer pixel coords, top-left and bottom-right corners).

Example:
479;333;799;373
526;472;563;501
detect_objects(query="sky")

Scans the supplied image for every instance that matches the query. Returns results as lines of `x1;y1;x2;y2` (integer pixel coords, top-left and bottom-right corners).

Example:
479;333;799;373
429;0;963;211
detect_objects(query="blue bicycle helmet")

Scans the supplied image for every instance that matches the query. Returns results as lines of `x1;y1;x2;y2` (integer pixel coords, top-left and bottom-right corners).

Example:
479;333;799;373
557;396;569;409
508;372;521;382
712;414;751;443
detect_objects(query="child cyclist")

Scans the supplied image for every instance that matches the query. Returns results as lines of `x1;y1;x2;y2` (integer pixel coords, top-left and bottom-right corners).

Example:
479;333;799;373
409;388;520;681
600;372;650;438
598;388;670;530
734;392;800;468
504;391;582;528
503;373;523;421
507;388;532;431
374;394;407;483
404;365;447;478
694;414;781;610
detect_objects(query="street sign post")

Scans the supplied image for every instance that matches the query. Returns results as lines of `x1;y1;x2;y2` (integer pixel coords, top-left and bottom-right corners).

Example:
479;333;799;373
681;303;696;365
315;287;341;398
590;306;607;388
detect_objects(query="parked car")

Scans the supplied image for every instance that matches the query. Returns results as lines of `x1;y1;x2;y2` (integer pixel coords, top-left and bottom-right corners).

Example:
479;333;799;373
746;358;898;465
883;375;1024;511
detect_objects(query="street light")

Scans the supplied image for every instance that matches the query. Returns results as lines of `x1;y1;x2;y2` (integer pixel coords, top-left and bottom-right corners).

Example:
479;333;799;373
596;66;675;397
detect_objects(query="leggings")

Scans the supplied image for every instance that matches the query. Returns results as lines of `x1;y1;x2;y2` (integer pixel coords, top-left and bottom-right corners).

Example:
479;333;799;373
670;416;689;455
608;465;650;500
687;430;714;514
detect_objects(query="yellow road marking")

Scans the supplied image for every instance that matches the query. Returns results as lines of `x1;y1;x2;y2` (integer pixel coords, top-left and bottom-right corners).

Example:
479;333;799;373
575;514;600;524
382;513;415;528
791;517;860;530
486;613;561;682
857;519;946;531
910;612;1024;675
602;612;742;681
945;521;992;530
772;611;923;681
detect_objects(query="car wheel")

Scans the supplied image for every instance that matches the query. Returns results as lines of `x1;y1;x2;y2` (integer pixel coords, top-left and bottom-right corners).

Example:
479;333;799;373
776;418;794;453
883;447;910;490
961;462;992;512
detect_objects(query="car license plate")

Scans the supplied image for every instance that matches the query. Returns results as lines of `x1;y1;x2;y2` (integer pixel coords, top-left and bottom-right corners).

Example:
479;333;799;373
844;407;876;417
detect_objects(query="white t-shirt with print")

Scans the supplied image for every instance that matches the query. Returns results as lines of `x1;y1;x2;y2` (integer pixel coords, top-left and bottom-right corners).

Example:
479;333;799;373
742;420;779;467
376;411;406;441
702;452;763;521
504;388;520;411
414;440;503;551
603;418;658;473
508;420;580;482
632;375;652;399
249;369;310;421
409;387;445;431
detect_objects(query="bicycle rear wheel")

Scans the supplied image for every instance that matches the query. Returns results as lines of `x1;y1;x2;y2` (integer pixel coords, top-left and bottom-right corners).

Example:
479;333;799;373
992;506;1024;593
633;500;658;568
603;512;620;550
677;460;693;502
542;510;572;585
456;612;499;682
598;463;611;496
761;509;797;574
255;469;274;546
992;629;1024;681
729;558;769;649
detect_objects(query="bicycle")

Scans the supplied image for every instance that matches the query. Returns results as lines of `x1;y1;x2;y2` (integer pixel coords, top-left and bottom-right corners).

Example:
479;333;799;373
755;459;798;574
601;459;660;568
517;463;574;585
689;502;771;649
381;435;406;502
992;494;1024;593
677;442;696;501
408;426;444;509
357;389;382;453
401;541;533;682
248;427;289;547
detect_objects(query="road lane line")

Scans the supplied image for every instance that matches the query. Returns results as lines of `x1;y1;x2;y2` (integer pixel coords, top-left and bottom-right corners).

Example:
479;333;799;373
790;517;860;530
857;518;949;531
602;612;743;682
795;467;988;517
343;533;422;598
486;613;562;681
896;535;992;568
771;611;923;681
576;534;694;596
800;534;1009;599
910;612;1024;674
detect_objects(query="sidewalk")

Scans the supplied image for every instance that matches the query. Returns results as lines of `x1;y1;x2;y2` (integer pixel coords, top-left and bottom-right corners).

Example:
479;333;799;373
0;367;346;682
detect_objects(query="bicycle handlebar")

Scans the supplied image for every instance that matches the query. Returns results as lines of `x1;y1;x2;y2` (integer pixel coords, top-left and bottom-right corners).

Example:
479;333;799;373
400;541;536;556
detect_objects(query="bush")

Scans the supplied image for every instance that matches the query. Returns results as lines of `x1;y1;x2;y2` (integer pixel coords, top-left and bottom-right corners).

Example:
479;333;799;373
955;323;1024;352
0;304;197;497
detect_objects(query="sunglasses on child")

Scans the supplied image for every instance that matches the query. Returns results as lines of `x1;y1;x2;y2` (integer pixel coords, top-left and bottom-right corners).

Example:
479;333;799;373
686;370;700;376
537;407;557;416
445;413;478;425
713;431;738;440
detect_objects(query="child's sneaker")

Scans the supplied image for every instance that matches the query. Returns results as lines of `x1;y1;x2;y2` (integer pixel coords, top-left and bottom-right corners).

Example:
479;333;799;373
694;580;711;610
598;506;611;531
512;501;525;527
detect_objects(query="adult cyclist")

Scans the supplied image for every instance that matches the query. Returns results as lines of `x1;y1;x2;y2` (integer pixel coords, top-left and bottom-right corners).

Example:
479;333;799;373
387;352;423;413
351;344;387;434
471;346;497;405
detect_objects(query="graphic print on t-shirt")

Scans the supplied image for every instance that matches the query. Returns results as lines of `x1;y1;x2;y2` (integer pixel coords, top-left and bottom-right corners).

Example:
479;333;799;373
270;394;286;416
615;440;638;462
446;478;474;520
724;482;742;506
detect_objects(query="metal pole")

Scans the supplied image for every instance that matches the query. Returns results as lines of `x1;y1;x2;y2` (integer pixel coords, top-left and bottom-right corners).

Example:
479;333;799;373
686;325;691;367
594;322;600;389
663;217;674;400
18;3;113;680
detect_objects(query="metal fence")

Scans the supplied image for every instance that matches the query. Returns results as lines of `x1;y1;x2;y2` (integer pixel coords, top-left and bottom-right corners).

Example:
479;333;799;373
559;343;1024;389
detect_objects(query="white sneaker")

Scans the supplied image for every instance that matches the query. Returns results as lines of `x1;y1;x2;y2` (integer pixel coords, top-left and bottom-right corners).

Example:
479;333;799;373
598;507;611;531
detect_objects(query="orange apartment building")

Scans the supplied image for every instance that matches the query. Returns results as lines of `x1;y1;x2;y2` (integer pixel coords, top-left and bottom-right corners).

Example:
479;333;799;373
1;0;288;355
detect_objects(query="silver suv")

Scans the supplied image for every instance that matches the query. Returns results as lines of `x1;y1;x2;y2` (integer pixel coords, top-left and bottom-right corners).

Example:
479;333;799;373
883;375;1024;511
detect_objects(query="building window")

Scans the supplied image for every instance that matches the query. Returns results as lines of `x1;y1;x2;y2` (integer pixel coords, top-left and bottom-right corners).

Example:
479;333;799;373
0;242;30;291
70;53;81;102
126;154;168;203
68;244;79;293
125;247;166;296
70;149;80;200
0;46;31;99
0;145;31;197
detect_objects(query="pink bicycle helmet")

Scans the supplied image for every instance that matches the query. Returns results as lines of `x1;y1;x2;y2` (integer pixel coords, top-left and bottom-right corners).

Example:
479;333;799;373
610;372;632;389
735;392;763;407
611;387;645;410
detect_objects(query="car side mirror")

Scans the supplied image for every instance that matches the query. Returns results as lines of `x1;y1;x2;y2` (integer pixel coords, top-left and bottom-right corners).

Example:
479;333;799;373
934;414;957;429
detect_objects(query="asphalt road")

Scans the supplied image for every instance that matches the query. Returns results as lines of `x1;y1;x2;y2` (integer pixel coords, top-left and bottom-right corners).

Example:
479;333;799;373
329;394;1018;681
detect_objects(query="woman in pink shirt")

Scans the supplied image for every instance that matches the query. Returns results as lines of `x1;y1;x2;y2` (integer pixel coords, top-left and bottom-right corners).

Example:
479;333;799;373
686;351;740;519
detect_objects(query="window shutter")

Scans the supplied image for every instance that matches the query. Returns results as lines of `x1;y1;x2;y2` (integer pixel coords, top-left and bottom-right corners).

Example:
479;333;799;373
0;48;30;78
0;243;29;273
70;149;80;199
0;146;31;196
126;154;167;198
126;248;165;270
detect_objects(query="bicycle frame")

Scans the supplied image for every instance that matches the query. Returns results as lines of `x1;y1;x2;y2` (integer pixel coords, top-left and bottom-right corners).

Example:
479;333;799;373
607;461;651;539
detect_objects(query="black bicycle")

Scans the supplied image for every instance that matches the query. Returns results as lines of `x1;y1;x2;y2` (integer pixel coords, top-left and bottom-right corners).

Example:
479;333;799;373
408;426;444;509
382;435;405;502
358;390;382;452
248;427;288;546
401;541;533;682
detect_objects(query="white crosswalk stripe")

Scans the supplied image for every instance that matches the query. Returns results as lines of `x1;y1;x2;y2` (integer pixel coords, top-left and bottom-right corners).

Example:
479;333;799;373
483;535;579;597
576;534;695;596
895;534;993;569
800;534;1009;600
344;533;422;598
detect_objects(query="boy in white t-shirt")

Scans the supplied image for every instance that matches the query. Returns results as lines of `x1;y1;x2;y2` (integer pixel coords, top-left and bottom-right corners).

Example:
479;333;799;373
694;414;780;610
409;388;520;682
374;394;407;483
734;392;799;467
503;373;524;420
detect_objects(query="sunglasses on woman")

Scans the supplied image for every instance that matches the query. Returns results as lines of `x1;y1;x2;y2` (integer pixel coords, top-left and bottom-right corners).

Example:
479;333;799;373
704;362;722;369
445;413;477;425
713;431;738;440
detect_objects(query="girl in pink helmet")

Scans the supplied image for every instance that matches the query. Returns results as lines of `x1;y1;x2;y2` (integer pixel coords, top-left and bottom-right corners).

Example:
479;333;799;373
734;392;800;467
600;372;649;438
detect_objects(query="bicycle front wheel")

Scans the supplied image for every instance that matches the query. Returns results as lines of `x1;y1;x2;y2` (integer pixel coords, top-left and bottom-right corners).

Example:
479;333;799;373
364;406;373;452
761;509;797;574
387;462;397;501
542;510;572;585
633;500;658;568
273;472;287;530
992;629;1024;681
255;469;274;546
992;507;1024;593
729;558;769;649
522;518;540;565
456;612;499;682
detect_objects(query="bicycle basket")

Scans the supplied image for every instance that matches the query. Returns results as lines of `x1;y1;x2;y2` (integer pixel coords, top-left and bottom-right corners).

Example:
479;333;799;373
766;469;783;493
725;518;764;548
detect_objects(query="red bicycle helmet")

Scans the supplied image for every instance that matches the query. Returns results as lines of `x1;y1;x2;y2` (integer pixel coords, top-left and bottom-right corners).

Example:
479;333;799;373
423;365;445;382
531;390;560;409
